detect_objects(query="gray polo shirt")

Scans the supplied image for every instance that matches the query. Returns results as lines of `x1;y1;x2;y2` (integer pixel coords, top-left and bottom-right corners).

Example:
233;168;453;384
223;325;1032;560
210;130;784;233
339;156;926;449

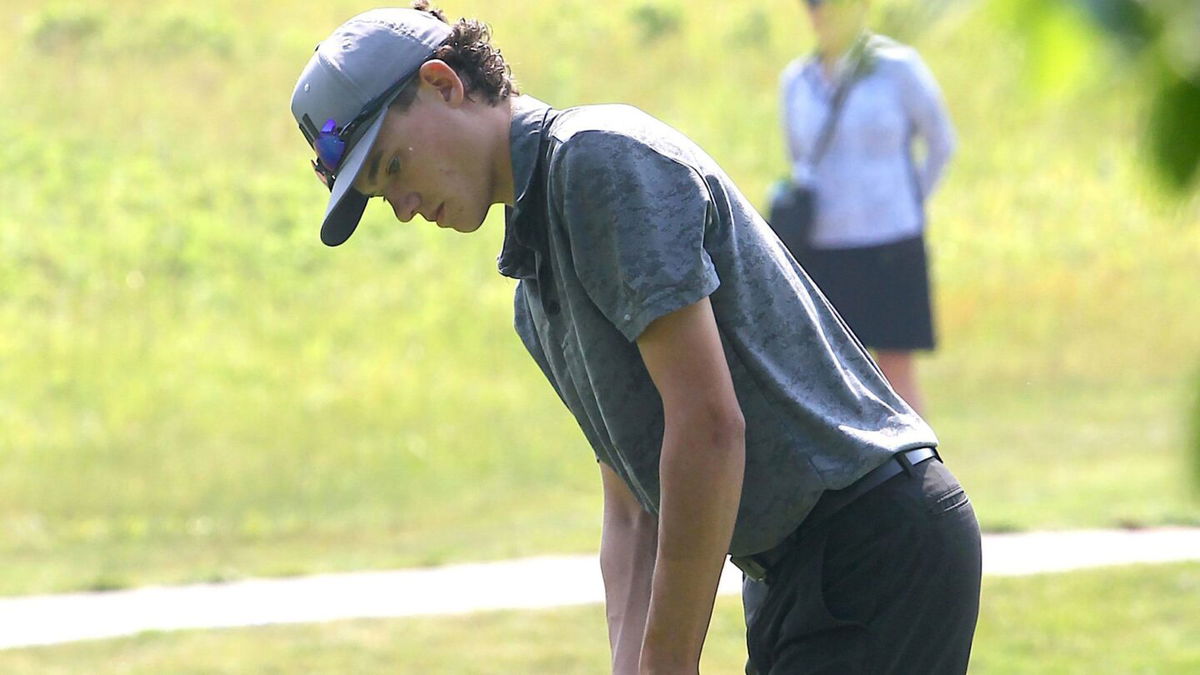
499;96;936;556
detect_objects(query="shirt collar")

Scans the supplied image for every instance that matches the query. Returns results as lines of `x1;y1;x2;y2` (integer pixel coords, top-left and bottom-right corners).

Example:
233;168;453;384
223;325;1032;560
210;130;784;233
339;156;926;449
497;95;555;280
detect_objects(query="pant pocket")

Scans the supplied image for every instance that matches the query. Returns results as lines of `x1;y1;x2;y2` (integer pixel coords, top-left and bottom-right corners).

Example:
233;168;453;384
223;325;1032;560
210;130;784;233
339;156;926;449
921;461;971;515
744;528;864;674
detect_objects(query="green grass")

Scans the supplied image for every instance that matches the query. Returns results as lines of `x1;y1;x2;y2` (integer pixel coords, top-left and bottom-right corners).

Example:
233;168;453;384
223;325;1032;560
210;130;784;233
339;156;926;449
1;563;1197;673
972;563;1200;674
1;0;1198;597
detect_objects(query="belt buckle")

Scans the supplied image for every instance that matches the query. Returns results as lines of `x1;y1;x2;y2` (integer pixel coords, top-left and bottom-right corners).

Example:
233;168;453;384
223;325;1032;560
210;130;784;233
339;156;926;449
731;555;769;583
897;446;939;473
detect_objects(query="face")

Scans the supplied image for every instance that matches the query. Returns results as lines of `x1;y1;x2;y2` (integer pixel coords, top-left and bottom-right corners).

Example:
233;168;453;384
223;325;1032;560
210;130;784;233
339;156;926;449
353;65;498;233
804;0;867;51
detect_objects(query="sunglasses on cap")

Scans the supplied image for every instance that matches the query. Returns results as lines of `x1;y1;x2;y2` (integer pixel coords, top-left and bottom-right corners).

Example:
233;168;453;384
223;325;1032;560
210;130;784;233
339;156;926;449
306;72;416;192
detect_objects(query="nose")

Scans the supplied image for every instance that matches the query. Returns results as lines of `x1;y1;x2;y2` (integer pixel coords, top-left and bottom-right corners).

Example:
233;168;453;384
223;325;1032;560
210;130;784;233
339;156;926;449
383;185;419;222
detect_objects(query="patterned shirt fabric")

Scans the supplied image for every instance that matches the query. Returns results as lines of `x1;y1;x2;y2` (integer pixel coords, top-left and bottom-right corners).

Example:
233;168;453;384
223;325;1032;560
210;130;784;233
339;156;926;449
781;34;956;249
499;96;937;556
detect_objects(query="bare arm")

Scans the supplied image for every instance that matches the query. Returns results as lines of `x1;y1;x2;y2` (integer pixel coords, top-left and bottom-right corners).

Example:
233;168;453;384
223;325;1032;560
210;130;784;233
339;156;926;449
635;296;746;674
600;461;658;674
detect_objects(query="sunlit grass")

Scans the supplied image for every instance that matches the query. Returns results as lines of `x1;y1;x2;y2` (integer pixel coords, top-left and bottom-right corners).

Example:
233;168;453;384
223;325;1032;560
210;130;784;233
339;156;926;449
0;0;1197;597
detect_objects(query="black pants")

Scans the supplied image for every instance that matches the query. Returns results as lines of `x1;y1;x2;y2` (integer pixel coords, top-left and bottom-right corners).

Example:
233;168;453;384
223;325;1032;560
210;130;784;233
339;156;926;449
742;459;981;674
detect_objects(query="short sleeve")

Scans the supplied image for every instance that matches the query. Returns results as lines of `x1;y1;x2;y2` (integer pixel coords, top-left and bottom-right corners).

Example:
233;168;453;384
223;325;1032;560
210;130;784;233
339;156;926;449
549;130;721;341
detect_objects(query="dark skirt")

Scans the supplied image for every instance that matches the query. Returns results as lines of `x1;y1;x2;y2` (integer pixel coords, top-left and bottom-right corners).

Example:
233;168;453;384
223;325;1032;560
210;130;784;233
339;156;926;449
797;235;936;351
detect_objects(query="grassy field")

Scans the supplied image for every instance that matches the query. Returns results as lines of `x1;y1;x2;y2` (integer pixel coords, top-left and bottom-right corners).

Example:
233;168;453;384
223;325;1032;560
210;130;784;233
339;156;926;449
1;562;1198;673
1;0;1198;600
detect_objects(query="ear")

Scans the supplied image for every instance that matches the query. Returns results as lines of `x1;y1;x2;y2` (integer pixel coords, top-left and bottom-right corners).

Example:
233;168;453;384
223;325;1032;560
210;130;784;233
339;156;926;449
417;59;466;107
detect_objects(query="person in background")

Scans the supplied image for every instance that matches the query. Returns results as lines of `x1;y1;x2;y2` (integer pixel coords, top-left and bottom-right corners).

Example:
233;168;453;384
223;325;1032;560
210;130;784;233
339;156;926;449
780;0;956;413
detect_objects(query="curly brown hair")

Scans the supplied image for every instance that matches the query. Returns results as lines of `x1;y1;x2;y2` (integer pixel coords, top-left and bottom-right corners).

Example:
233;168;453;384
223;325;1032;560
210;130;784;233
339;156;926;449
391;1;519;110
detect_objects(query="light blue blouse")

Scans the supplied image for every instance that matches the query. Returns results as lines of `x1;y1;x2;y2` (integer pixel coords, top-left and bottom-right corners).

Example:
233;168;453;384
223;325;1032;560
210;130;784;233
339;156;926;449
780;35;955;249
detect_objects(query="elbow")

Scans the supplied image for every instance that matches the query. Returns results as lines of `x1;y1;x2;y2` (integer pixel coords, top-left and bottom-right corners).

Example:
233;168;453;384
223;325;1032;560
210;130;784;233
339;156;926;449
672;402;746;457
941;128;958;160
711;409;747;487
600;503;658;571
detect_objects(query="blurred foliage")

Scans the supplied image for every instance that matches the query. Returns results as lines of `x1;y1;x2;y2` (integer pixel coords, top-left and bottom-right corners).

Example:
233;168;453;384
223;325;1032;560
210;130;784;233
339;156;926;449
874;0;966;42
628;1;682;41
21;3;237;59
880;0;1200;474
1063;0;1200;485
1193;370;1200;493
991;0;1200;193
871;0;1198;192
24;3;103;51
952;0;1200;482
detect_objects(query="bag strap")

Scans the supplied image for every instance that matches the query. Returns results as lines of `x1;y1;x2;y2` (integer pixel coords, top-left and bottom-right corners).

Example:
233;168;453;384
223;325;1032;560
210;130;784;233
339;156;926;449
808;34;872;167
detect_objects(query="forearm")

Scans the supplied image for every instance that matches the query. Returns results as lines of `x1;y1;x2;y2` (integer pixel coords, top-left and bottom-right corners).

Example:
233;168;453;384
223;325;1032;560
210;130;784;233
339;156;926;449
631;296;747;673
918;125;955;198
903;55;956;199
640;418;745;672
601;504;658;674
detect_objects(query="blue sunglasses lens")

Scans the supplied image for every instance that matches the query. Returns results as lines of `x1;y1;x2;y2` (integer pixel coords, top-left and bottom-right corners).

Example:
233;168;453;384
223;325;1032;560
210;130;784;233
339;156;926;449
315;119;346;171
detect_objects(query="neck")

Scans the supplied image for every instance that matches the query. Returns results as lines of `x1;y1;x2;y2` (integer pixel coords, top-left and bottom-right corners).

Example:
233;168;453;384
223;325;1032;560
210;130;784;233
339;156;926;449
819;29;865;75
490;97;516;207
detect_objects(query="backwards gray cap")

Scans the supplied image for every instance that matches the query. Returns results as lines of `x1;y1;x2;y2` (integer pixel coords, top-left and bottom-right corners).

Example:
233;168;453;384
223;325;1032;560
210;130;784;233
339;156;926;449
291;8;452;246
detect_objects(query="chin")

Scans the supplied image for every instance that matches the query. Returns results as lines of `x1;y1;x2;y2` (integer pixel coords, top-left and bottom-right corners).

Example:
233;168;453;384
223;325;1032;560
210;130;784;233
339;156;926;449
450;207;488;233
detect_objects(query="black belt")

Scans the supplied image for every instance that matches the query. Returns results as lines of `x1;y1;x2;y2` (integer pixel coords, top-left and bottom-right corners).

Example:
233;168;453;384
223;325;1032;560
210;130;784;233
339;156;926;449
731;446;940;582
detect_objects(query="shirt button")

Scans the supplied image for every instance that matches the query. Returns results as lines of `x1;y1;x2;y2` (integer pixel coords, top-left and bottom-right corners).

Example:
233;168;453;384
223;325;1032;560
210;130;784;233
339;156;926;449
623;313;632;321
546;300;560;316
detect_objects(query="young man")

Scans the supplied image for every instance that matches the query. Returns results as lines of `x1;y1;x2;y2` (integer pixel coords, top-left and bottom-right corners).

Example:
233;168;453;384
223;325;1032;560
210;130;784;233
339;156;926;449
290;4;981;673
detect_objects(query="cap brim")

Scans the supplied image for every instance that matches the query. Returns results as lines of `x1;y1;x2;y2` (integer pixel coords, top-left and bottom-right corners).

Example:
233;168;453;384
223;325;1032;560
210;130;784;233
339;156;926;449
319;104;391;247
